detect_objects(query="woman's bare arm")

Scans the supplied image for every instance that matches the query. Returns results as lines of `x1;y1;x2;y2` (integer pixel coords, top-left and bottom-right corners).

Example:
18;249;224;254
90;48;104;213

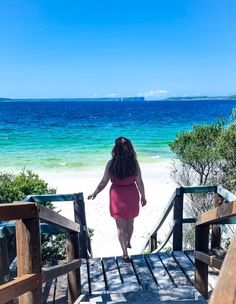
88;161;111;200
135;162;147;206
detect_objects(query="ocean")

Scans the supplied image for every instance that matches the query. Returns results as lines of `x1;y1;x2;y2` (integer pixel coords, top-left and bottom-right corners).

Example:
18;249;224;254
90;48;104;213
1;99;236;173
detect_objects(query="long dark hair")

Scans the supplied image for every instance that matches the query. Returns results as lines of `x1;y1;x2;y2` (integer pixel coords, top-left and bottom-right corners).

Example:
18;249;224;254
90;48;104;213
109;137;137;179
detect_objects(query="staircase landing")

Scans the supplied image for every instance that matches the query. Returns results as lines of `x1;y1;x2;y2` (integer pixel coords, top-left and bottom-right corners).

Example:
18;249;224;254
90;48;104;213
78;251;213;303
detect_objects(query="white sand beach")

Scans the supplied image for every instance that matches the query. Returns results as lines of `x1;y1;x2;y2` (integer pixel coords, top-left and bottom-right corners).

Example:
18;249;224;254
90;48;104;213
38;160;176;258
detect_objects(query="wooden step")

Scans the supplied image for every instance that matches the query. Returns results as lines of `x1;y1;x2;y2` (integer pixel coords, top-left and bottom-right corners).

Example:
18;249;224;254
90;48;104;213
80;300;204;304
80;253;195;295
78;252;209;304
78;288;205;303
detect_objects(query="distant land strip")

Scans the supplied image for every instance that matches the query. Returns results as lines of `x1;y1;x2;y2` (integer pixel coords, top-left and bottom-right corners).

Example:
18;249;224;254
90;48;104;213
0;97;145;102
0;95;236;102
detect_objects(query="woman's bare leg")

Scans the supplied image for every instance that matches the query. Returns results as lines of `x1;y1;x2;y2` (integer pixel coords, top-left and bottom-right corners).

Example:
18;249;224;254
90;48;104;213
127;218;134;248
116;219;128;258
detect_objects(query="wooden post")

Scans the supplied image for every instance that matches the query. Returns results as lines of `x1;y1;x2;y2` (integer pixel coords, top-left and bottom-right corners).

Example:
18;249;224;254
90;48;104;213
16;217;42;304
66;231;80;304
0;235;10;285
150;234;157;252
73;193;90;258
211;194;222;249
173;187;184;251
195;224;209;299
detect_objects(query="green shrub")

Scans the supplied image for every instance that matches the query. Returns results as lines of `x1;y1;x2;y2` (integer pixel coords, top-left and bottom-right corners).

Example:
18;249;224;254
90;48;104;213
0;170;66;265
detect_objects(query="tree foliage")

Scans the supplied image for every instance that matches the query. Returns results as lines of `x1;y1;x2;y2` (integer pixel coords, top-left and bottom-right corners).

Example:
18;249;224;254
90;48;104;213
170;121;224;186
170;111;236;249
218;120;236;190
0;170;66;265
170;114;236;193
0;170;55;205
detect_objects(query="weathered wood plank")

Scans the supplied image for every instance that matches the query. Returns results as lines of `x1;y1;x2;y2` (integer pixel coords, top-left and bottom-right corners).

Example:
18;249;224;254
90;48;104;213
183;185;217;194
0;274;41;304
172;251;195;284
173;190;184;251
73;193;90;258
37;204;80;232
73;294;86;304
88;258;106;294
0;236;10;285
42;259;80;283
184;250;195;264
158;287;198;302
158;252;191;287
131;254;158;291
116;256;140;292
146;253;174;289
217;186;236;203
197;200;236;225
102;257;123;292
195;224;209;299
80;259;90;294
24;194;74;203
195;251;223;270
16;217;42;304
0;222;67;235
209;232;236;304
0;203;37;221
185;250;218;291
66;232;80;303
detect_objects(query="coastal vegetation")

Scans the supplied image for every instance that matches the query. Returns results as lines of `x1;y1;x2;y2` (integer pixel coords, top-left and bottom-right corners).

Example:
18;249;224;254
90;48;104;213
170;109;236;248
170;109;236;193
0;170;65;265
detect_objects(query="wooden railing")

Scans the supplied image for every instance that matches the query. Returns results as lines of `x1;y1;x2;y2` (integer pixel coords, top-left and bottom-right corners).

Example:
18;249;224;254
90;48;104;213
141;185;236;253
0;192;90;304
141;185;223;253
24;192;92;259
195;199;236;302
141;184;236;301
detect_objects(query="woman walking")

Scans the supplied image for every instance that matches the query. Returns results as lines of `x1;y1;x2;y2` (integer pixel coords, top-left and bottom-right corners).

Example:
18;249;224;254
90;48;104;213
88;137;147;261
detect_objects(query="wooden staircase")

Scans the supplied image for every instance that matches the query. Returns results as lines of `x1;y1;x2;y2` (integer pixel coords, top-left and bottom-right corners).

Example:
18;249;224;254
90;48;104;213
0;186;236;303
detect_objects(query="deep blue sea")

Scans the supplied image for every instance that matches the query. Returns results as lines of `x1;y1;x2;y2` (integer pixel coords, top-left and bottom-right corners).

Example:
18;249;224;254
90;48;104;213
0;99;236;173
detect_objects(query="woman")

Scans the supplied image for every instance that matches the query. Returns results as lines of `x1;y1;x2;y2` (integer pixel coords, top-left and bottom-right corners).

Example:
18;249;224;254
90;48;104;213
88;137;147;261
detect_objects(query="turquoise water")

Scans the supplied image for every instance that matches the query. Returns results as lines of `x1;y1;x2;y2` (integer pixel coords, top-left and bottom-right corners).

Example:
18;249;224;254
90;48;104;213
0;99;236;172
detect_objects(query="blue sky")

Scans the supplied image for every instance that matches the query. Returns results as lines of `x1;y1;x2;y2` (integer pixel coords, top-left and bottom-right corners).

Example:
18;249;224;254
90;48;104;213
0;0;235;99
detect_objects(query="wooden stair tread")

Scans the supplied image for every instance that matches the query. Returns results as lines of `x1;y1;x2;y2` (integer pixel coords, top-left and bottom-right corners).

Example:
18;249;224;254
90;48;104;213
78;251;209;303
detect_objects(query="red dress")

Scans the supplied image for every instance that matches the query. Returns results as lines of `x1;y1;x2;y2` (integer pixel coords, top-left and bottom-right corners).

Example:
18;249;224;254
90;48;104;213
109;176;140;219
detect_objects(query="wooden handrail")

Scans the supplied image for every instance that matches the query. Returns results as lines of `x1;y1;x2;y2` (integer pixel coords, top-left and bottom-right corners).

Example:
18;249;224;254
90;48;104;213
141;185;219;253
0;203;38;221
195;251;223;270
140;189;176;252
0;274;41;304
150;221;175;253
209;231;236;304
24;192;92;258
36;203;80;232
195;198;236;301
24;193;75;202
42;259;81;283
217;185;236;202
0;200;82;304
197;200;236;225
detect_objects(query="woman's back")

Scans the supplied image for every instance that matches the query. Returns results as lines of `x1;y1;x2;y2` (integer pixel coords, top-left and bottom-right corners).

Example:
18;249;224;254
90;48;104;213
110;175;136;186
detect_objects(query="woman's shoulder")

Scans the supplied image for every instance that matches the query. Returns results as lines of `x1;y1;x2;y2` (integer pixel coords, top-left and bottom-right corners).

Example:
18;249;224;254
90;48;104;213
104;159;112;176
106;159;113;168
